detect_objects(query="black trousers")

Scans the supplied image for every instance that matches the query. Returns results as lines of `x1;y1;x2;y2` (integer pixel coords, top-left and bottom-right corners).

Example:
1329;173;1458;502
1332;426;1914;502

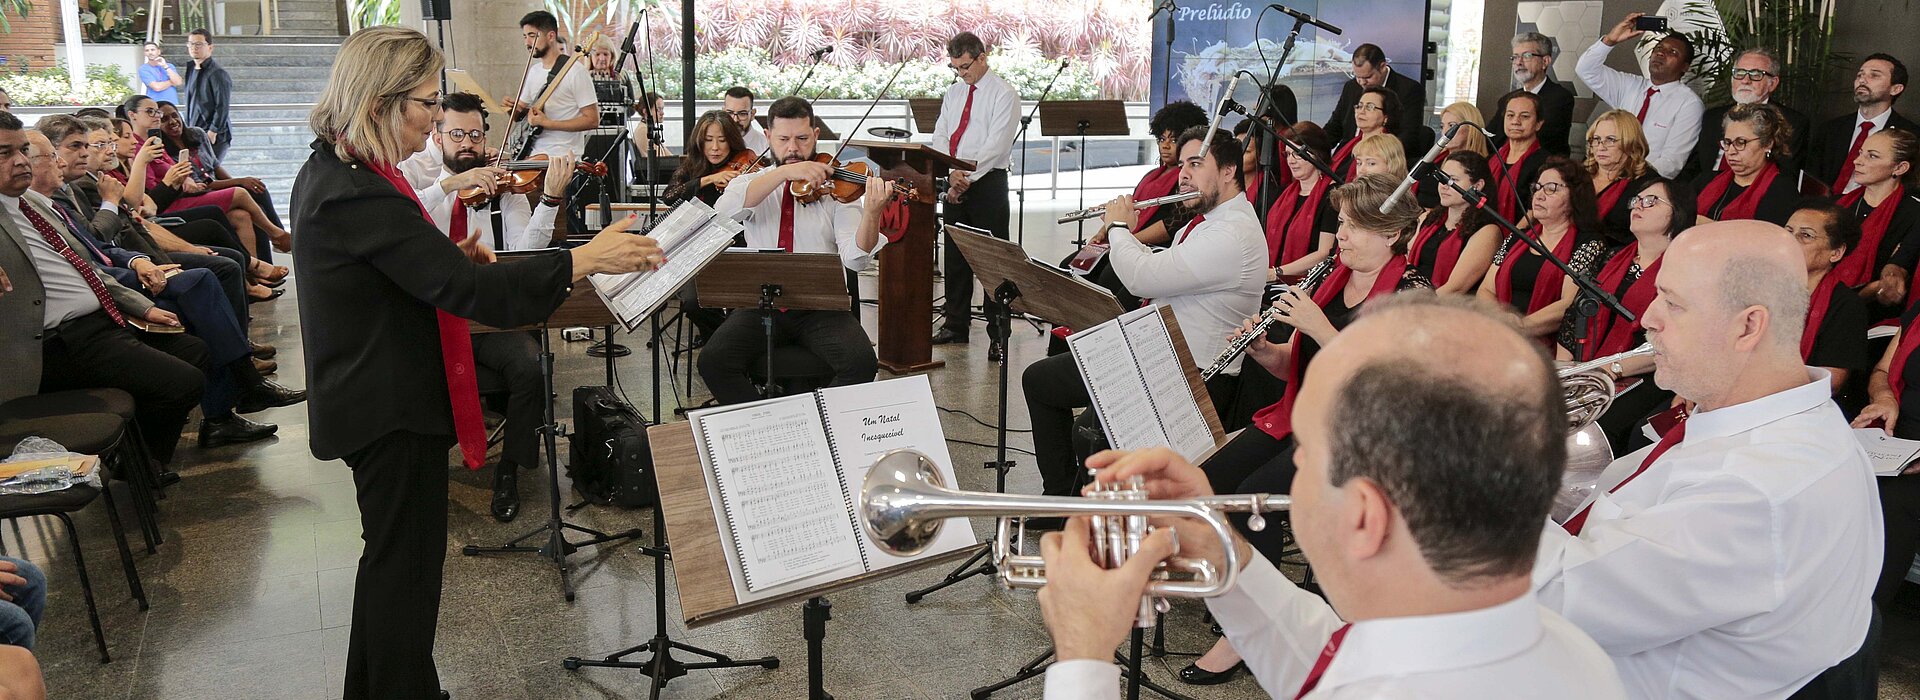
1876;474;1920;605
471;331;542;471
697;309;877;405
1024;351;1240;497
342;429;454;700
172;249;249;324
38;311;207;465
1198;427;1297;565
166;206;272;265
940;169;1010;337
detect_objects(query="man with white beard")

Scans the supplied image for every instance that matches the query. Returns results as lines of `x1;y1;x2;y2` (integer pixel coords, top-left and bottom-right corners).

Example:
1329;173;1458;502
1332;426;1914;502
1491;32;1576;156
1682;48;1811;182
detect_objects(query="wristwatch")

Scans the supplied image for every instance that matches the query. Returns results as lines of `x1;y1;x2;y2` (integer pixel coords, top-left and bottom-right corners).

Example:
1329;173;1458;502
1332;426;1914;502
1610;361;1625;377
1106;222;1130;232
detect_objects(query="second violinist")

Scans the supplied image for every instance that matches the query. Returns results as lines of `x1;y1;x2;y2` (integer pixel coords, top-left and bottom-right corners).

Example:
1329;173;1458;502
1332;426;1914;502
666;110;754;206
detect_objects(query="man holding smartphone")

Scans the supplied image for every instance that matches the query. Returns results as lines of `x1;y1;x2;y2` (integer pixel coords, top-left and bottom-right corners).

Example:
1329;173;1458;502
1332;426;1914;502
1576;12;1704;178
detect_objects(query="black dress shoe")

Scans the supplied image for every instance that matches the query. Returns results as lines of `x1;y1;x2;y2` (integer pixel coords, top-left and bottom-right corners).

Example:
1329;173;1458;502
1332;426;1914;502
248;287;285;304
988;338;1007;362
199;414;278;448
439;692;451;700
491;466;520;523
155;470;182;488
236;380;307;414
250;341;277;359
1177;661;1246;685
931;328;970;345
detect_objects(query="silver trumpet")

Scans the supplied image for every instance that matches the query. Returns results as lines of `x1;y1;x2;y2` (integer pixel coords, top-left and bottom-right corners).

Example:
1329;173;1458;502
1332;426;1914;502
861;449;1289;627
1055;191;1201;224
1554;342;1656;520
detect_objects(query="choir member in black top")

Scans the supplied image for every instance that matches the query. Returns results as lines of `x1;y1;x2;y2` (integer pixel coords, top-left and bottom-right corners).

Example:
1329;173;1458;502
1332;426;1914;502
1789;200;1873;396
1584;109;1660;243
1693;103;1802;226
1477;155;1609;345
1328;87;1407;182
1410;151;1502;293
1851;237;1920;609
1490;90;1551;223
1266;122;1339;277
1834;128;1920;320
665;110;750;206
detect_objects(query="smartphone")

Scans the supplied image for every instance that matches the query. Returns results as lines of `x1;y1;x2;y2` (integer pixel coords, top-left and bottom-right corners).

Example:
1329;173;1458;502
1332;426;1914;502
146;127;164;141
1634;15;1669;32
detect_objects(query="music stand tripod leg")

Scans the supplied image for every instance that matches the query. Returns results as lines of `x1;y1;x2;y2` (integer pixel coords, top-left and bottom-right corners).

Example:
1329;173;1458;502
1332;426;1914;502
970;646;1055;699
1116;628;1196;700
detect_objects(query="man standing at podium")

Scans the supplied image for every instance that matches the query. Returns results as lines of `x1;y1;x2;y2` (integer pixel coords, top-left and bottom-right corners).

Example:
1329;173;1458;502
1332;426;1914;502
702;97;891;405
931;31;1021;361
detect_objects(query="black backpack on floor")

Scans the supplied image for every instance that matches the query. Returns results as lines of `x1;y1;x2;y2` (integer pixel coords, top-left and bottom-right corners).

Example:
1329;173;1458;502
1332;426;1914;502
568;387;657;509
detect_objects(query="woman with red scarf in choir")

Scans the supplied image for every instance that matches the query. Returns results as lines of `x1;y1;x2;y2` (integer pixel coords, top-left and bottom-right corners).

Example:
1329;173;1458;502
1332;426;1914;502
1848;197;1920;609
1584;110;1659;243
1410;151;1502;293
1265;122;1338;277
1328;87;1402;182
1478;156;1610;343
1790;201;1873;395
1176;172;1431;686
1836;129;1920;319
1490;89;1551;223
1551;177;1690;448
1412;102;1494;208
1693;103;1801;225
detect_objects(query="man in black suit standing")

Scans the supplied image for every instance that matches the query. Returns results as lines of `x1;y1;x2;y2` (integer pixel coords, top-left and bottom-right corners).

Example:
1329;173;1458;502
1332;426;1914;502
1681;48;1811;183
1809;53;1915;194
179;29;232;160
1490;32;1576;156
1326;43;1426;144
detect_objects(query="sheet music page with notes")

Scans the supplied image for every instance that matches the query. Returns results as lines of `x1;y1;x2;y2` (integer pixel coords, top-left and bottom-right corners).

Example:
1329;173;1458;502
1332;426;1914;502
817;376;977;566
1066;310;1173;451
690;395;865;595
1119;308;1216;461
589;200;742;331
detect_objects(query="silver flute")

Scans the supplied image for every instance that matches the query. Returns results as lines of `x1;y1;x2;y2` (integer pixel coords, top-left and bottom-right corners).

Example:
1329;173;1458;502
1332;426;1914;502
1055;191;1201;224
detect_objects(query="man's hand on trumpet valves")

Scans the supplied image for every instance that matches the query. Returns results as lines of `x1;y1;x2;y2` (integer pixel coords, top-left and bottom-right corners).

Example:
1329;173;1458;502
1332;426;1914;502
1037;517;1176;662
1083;447;1250;572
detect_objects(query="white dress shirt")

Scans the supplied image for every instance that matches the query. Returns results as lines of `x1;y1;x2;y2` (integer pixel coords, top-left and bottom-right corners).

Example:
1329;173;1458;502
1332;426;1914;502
713;168;883;272
3;192;105;329
1534;368;1881;699
398;140;445;192
1840;109;1896;193
415;177;558;252
742;119;770;156
1044;556;1626;699
1104;193;1265;374
519;58;600;158
931;71;1021;173
1575;41;1705;178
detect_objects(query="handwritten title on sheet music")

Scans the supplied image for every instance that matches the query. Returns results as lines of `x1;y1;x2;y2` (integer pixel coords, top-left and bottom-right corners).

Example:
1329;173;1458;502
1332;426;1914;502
860;413;905;443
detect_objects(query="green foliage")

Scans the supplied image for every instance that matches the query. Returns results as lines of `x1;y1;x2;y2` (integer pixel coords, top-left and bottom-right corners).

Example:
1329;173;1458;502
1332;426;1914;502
1674;0;1847;109
0;0;30;34
0;61;132;106
78;0;146;44
346;0;401;30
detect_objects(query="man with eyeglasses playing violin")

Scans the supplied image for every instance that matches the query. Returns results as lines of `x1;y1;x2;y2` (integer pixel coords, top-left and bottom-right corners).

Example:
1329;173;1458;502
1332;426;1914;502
931;31;1021;360
1681;48;1811;183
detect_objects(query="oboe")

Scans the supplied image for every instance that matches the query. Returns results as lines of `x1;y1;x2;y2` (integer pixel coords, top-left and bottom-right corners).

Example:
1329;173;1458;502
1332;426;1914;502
1055;191;1201;224
1203;306;1282;381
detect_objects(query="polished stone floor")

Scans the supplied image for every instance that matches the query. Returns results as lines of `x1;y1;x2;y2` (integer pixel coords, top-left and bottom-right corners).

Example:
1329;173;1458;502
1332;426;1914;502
11;199;1920;698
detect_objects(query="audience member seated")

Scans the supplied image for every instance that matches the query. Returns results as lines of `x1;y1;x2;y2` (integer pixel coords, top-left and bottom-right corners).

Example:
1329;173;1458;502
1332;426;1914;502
1265;122;1337;278
1809;53;1915;194
1576;13;1705;177
1693;103;1801;226
1477;156;1610;346
1790;200;1873;396
155;101;285;232
1410;151;1502;293
114;96;292;260
0;556;44;649
107;117;282;300
1682;48;1811;182
1835;127;1920;320
1493;31;1576;156
1491;90;1551;222
1584;109;1660;243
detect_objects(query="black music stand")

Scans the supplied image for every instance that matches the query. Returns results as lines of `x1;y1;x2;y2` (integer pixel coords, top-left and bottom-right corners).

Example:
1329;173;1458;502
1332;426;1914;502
694;252;851;399
1038;100;1129;246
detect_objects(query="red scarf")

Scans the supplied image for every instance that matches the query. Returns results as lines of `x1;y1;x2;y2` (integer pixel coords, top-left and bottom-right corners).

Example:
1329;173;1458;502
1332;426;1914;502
1833;185;1907;287
1802;272;1843;361
1253;255;1409;441
1407;213;1468;286
1493;140;1539;221
1264;175;1331;267
1891;310;1920;403
1330;136;1361;179
362;157;489;470
1579;243;1662;361
1695;160;1780;222
1494;225;1580;316
1132;164;1182;229
1595;177;1631;222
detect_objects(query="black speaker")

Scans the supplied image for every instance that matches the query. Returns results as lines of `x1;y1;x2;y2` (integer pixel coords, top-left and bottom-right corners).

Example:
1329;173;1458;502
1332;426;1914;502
421;0;452;20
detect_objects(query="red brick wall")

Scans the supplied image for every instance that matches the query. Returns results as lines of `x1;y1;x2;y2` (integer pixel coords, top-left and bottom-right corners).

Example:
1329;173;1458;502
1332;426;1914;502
0;2;61;72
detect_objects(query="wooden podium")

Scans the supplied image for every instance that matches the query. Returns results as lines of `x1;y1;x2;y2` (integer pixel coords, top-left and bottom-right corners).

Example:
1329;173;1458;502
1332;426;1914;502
848;139;974;374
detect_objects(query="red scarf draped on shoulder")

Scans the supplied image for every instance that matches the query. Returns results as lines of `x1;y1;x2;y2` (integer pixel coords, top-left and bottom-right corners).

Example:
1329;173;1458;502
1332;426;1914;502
1494;225;1580;316
1252;255;1409;441
1264;175;1331;267
1330;136;1361;179
1132;164;1182;229
1595;177;1632;222
1578;243;1662;361
1890;309;1920;403
362;157;489;470
1695;160;1780;222
1492;140;1539;222
1407;213;1469;286
1833;185;1907;287
1802;272;1844;361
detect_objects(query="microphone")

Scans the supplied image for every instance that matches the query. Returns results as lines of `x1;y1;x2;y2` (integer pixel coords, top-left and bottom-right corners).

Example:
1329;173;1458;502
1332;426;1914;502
1268;4;1343;35
810;46;834;61
1381;122;1462;212
620;20;640;54
1148;0;1176;20
1200;73;1240;152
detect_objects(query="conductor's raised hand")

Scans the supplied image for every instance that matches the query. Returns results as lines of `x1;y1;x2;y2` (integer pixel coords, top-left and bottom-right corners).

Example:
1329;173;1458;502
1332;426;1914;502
457;231;496;265
570;214;664;280
1037;517;1175;662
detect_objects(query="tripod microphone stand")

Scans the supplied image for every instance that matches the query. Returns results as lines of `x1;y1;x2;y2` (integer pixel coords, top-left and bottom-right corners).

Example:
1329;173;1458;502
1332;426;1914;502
1012;59;1069;248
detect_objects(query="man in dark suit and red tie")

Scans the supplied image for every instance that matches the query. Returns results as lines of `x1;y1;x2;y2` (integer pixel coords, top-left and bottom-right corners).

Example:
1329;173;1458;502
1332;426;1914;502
1325;44;1427;155
1808;53;1916;195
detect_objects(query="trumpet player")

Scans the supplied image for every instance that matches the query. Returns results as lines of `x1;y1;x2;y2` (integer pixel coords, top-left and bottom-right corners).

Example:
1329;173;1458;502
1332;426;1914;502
1039;294;1626;699
1020;126;1265;503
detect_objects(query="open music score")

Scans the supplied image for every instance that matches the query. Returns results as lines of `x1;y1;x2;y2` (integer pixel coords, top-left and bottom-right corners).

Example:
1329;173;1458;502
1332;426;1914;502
1067;305;1225;462
585;200;742;331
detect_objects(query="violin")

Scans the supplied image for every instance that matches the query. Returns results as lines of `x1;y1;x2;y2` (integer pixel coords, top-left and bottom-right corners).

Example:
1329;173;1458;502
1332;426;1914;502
713;149;766;189
456;154;608;208
787;153;920;204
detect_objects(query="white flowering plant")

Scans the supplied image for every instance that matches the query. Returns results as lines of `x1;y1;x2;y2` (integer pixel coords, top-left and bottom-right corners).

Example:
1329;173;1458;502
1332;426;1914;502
679;46;1097;100
0;62;132;106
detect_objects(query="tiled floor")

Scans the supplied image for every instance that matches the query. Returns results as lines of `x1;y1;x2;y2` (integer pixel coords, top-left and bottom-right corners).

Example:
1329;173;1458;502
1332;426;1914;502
11;201;1920;698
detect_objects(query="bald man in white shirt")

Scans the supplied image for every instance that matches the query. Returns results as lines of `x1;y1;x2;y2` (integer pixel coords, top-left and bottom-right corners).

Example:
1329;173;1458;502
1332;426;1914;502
1039;293;1625;699
1534;220;1883;698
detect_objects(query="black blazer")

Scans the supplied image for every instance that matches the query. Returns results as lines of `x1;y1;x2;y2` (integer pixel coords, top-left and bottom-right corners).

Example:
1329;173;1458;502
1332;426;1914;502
291;140;575;460
1692;163;1804;226
1489;80;1577;157
179;57;233;140
1679;102;1812;183
1807;110;1920;188
1326;67;1426;145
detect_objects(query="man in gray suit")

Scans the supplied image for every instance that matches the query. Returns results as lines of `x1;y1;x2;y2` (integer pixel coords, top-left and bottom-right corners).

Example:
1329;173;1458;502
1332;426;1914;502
0;111;207;467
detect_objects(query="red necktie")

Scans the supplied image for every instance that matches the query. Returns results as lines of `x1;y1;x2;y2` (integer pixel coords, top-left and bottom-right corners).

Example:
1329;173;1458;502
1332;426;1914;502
1834;121;1877;193
19;200;124;326
778;189;797;252
1561;419;1687;535
1635;87;1658;122
1293;623;1351;699
948;84;977;155
1176;214;1206;245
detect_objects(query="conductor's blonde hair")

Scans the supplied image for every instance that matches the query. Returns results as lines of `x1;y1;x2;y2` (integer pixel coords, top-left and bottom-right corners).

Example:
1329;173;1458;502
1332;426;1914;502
309;26;445;164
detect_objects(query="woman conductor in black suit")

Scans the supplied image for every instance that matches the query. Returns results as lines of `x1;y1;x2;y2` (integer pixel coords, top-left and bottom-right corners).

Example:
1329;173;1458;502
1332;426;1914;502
292;27;661;699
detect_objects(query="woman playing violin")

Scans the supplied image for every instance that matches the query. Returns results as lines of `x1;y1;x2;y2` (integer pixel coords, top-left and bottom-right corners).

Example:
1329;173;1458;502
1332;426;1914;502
666;110;751;206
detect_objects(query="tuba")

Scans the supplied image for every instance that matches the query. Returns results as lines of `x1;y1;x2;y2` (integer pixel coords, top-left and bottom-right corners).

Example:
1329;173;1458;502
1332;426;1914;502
1554;342;1656;519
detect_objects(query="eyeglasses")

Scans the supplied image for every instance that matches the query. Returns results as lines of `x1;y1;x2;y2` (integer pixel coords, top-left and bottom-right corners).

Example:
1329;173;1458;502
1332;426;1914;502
440;128;485;143
1631;195;1670;209
1530;181;1567;195
1731;68;1775;81
1719;136;1760;152
1509;51;1546;62
401;95;442;110
948;58;975;74
1353;102;1383;113
1586;135;1621;148
137;108;160;117
87;142;113;151
723;109;753;119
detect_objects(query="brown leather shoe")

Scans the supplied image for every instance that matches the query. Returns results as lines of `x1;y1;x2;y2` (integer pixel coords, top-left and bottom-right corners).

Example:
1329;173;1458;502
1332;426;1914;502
250;341;277;359
253;357;278;375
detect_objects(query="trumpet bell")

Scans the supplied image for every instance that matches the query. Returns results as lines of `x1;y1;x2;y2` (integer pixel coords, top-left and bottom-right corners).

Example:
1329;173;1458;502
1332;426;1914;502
861;450;950;556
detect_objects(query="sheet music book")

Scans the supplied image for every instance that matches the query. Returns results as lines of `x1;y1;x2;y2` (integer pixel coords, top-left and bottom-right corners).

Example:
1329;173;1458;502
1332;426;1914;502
587;200;742;331
1856;429;1920;476
1066;305;1218;462
687;375;975;601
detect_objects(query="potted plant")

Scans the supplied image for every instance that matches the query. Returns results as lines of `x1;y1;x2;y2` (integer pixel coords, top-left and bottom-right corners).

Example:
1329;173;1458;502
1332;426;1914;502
53;1;147;95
